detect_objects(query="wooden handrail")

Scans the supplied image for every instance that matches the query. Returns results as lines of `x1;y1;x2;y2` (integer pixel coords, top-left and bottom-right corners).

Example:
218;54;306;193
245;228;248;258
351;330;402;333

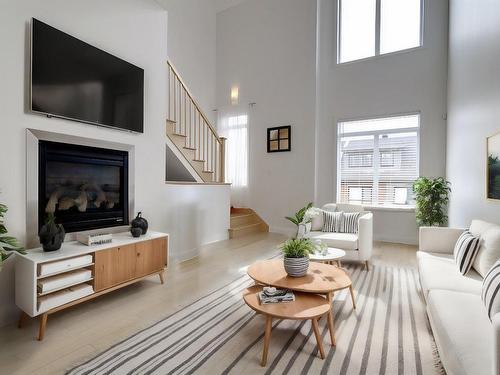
167;59;226;183
167;60;222;145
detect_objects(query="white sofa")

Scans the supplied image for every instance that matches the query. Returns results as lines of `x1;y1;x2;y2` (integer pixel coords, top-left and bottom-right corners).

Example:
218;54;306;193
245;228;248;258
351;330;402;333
306;203;373;269
418;221;500;375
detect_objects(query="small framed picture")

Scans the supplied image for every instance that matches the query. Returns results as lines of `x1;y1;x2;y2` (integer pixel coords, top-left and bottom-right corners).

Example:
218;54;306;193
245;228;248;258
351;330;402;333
267;125;291;153
487;131;500;200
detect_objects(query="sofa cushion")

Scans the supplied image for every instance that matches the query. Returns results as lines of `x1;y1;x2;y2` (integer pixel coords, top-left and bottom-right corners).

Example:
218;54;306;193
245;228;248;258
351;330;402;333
341;212;360;233
453;231;481;275
307;231;358;250
322;211;343;233
473;224;500;278
482;259;500;321
311;208;324;231
427;289;492;375
417;251;483;297
335;203;364;212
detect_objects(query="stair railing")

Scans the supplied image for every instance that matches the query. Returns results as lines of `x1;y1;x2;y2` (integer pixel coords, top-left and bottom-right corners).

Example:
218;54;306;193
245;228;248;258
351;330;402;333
167;60;226;183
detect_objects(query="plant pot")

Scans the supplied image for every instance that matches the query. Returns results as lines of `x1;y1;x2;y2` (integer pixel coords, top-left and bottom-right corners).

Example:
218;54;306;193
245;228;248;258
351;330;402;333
283;256;309;277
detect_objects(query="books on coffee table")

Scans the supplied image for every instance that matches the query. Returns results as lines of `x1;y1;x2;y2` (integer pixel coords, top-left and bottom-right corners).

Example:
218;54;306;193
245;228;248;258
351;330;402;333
258;286;295;304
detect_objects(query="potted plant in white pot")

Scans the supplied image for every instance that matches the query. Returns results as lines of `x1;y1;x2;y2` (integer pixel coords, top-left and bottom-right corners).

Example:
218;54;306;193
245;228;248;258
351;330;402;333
280;238;315;277
285;203;321;238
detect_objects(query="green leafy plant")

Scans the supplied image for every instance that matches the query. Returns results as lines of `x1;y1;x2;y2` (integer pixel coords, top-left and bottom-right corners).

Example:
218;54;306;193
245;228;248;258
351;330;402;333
285;202;313;226
412;177;451;226
0;202;25;270
280;238;315;258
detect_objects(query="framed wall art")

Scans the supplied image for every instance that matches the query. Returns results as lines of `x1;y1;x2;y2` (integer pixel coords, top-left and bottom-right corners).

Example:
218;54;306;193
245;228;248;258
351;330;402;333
487;131;500;200
267;125;291;153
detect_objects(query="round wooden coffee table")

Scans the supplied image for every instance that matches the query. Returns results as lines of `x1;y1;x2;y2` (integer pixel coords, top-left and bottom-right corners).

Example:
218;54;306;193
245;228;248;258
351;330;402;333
243;285;330;366
247;259;356;346
309;247;346;267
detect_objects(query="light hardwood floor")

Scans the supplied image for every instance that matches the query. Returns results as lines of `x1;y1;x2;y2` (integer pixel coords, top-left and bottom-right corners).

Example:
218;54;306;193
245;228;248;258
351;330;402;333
0;233;417;375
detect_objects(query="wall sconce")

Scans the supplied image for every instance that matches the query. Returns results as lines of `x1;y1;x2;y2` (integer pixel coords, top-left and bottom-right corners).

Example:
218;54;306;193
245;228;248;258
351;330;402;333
230;86;239;105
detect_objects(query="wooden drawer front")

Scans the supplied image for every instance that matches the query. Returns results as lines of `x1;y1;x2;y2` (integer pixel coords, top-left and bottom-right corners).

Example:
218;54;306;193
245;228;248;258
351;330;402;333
136;238;167;277
94;244;137;291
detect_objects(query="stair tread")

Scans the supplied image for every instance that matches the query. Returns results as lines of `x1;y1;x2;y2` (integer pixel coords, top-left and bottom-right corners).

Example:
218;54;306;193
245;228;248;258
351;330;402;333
230;213;254;219
171;133;187;137
229;222;262;231
202;170;214;174
183;146;197;150
166;118;177;123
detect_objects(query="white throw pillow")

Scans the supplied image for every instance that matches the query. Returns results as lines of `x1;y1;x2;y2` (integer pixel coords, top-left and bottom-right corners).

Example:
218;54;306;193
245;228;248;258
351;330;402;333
310;209;324;231
473;226;500;278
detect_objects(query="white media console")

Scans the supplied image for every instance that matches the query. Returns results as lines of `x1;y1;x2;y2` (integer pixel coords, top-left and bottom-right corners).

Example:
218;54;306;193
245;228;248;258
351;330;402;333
15;231;168;340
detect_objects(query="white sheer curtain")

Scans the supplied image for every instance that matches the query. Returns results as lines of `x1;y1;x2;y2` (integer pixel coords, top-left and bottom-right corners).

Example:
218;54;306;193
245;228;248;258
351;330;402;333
218;107;249;207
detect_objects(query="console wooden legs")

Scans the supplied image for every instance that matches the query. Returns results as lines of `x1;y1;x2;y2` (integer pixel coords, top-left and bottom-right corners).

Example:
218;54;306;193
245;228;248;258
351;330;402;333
158;270;165;285
38;313;48;341
312;318;325;359
365;260;370;271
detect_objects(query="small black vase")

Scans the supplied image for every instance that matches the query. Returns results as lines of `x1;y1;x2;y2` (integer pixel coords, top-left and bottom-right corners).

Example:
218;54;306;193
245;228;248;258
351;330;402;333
39;216;65;252
131;212;148;235
130;227;142;238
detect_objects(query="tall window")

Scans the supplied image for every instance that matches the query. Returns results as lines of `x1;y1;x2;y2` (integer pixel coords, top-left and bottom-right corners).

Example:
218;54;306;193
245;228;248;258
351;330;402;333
224;114;248;187
337;114;419;207
338;0;422;63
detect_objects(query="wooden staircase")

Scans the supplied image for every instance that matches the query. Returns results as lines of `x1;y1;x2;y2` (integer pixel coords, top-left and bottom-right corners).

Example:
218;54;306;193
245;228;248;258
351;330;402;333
229;208;269;239
166;60;226;183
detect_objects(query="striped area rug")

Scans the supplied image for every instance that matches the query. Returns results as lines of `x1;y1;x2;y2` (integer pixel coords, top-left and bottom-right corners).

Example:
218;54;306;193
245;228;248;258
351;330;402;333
67;263;442;375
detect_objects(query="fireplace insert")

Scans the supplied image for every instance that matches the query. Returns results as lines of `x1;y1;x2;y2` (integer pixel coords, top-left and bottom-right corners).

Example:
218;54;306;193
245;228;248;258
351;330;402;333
38;141;129;233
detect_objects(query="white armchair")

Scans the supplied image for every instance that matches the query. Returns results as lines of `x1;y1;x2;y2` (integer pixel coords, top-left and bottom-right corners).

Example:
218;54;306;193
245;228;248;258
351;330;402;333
306;203;373;269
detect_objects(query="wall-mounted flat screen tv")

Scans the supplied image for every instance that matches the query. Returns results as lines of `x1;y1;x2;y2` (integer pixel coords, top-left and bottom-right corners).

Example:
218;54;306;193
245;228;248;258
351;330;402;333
31;18;144;133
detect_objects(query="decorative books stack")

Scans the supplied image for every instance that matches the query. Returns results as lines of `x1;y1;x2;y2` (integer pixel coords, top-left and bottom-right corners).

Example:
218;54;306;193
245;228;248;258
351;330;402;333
258;286;295;304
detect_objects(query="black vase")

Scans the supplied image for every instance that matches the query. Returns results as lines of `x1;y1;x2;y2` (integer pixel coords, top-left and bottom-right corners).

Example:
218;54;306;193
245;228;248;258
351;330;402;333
130;227;142;238
131;212;148;235
39;220;65;252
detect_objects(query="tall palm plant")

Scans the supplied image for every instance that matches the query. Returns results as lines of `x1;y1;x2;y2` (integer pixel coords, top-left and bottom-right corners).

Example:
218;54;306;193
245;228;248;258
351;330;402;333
0;202;25;270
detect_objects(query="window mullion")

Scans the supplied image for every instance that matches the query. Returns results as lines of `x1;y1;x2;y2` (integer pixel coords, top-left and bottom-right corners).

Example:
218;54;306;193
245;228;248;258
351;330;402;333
372;135;380;204
375;0;381;56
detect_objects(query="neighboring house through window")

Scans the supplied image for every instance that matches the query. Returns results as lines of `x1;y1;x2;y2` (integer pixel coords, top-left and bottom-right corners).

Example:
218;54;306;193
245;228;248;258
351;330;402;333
337;113;420;207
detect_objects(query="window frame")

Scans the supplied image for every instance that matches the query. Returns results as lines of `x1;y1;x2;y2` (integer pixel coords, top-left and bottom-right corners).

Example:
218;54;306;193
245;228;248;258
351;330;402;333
337;0;425;65
336;112;421;209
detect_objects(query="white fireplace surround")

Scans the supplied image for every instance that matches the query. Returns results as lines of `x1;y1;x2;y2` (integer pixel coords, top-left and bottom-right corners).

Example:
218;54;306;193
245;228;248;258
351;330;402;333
26;128;136;247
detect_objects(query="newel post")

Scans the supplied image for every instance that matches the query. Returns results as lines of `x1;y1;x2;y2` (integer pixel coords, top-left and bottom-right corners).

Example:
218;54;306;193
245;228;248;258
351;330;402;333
220;137;227;183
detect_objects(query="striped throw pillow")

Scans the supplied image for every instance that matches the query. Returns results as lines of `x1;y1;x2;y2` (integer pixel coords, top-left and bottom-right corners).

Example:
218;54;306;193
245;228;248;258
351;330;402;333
482;260;500;321
453;231;481;275
341;212;360;233
322;211;343;233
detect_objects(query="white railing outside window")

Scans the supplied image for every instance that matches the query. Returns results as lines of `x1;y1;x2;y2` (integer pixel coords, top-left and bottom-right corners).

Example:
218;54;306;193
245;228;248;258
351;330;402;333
338;0;423;64
337;113;420;207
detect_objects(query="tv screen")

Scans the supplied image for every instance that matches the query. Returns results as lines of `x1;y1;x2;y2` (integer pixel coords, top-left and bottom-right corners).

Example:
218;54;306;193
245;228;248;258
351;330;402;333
31;18;144;133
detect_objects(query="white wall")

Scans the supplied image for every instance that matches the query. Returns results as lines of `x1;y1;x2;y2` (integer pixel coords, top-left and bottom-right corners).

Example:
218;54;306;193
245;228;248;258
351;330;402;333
157;0;217;123
0;0;229;327
315;0;449;244
216;0;317;234
447;0;500;227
